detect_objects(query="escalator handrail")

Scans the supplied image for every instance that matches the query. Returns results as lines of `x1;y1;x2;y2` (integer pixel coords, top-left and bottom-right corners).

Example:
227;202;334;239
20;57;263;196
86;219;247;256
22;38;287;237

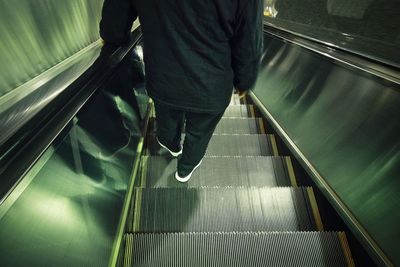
263;23;400;86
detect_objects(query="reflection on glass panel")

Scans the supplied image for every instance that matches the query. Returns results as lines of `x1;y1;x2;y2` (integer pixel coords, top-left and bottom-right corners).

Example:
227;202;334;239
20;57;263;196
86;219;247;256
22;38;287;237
0;88;141;266
0;44;147;267
263;0;400;67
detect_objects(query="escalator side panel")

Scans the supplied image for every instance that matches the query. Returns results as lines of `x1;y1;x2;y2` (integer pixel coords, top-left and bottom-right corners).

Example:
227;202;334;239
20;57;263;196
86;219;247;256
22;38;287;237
252;31;400;265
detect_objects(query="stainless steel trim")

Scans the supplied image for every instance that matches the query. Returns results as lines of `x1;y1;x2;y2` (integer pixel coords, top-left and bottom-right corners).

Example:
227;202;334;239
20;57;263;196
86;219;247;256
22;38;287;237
108;99;152;267
0;147;55;219
107;137;144;267
249;90;394;267
0;40;103;113
263;24;400;86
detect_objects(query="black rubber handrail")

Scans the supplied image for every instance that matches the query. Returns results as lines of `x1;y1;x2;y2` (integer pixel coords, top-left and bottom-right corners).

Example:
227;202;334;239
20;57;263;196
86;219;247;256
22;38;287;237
263;23;400;86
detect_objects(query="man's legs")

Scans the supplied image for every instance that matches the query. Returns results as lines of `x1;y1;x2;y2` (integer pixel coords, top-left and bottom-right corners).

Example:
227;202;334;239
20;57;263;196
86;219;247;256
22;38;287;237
177;111;224;177
154;102;184;153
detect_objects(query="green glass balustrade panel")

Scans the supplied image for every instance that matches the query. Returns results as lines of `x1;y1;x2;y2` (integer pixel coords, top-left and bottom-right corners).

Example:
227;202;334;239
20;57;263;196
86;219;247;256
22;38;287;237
0;84;142;267
0;0;104;98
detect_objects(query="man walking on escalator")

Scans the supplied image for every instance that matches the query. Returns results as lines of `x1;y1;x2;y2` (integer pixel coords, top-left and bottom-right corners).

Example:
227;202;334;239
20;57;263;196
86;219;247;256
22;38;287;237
100;0;263;182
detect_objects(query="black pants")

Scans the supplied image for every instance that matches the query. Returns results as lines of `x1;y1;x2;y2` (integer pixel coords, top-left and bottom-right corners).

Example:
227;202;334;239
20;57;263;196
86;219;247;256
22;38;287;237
154;102;224;176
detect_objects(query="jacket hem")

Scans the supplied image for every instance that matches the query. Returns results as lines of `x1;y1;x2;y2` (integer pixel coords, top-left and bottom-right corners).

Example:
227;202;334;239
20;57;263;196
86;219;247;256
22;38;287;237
149;94;228;114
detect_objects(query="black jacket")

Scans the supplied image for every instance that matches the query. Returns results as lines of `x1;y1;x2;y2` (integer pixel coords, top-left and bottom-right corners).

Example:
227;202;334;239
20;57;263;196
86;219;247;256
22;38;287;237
100;0;263;113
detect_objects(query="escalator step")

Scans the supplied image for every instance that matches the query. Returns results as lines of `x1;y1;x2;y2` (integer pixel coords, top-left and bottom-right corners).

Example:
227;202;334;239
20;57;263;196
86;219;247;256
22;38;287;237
123;232;349;267
129;187;315;232
138;156;291;188
146;134;273;156
207;134;273;156
223;105;254;118
214;118;261;134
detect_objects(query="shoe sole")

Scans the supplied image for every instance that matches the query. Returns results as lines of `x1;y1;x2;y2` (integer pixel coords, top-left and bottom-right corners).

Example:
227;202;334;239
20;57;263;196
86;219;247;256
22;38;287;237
175;160;203;183
156;137;182;157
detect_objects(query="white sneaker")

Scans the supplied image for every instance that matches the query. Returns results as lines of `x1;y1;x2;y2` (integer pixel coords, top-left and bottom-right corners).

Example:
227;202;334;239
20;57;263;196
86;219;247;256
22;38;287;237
175;160;203;183
156;137;182;157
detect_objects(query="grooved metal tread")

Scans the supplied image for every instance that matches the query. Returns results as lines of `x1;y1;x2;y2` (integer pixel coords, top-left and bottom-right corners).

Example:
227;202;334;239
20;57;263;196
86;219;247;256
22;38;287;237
138;156;291;188
214;118;262;134
123;231;349;267
129;187;315;232
207;134;273;156
171;118;262;134
147;134;273;156
223;105;254;118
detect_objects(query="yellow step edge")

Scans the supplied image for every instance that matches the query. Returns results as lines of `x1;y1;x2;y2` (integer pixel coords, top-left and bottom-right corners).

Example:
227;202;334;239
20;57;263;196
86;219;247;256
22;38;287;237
149;99;156;118
132;189;143;232
338;232;356;267
123;234;132;267
131;157;147;232
257;117;266;134
249;105;256;118
284;156;298;187
269;134;279;156
140;155;149;187
132;155;148;232
306;187;324;231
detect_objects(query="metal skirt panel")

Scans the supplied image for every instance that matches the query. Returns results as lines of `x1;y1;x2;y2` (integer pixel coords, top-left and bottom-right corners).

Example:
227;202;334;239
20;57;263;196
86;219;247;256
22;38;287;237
252;31;400;265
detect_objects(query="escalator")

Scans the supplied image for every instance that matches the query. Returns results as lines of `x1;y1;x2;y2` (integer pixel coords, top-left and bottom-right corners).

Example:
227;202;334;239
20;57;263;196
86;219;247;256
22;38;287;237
118;94;354;266
1;17;399;267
